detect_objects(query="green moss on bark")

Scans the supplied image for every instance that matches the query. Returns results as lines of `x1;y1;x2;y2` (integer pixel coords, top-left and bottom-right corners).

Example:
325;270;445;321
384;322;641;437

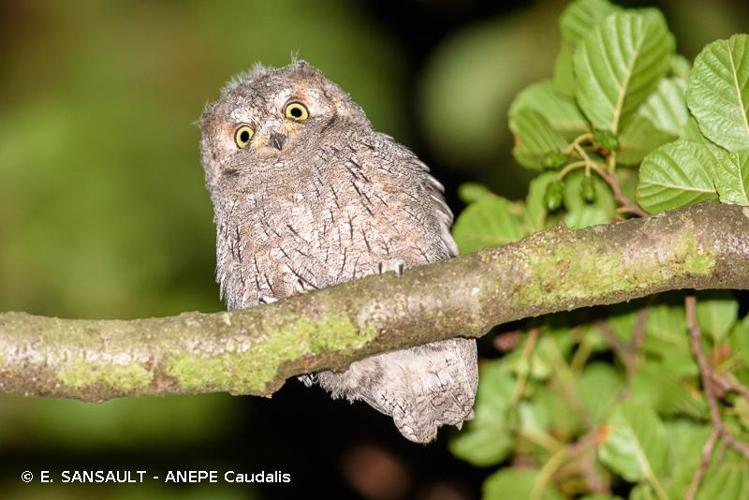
58;360;152;391
165;313;376;394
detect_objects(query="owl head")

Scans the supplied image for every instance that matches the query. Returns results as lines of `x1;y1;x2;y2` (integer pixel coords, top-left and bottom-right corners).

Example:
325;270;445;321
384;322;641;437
200;61;369;188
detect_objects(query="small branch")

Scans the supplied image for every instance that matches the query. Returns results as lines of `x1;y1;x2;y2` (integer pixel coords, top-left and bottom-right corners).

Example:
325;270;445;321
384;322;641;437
511;328;540;405
597;319;634;376
685;294;749;500
1;202;748;401
711;372;749;400
553;427;612;496
591;164;648;217
686;429;719;500
630;307;649;353
564;133;595;155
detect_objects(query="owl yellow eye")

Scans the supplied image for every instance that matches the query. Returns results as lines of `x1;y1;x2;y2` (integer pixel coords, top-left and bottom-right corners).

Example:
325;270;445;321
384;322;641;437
234;125;254;148
284;102;309;121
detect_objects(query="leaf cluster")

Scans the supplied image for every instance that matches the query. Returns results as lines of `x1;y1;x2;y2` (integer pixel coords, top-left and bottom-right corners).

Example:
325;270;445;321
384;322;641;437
449;1;749;498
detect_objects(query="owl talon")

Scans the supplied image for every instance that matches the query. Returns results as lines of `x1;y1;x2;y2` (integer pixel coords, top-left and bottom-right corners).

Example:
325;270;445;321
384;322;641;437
298;374;317;387
378;259;406;276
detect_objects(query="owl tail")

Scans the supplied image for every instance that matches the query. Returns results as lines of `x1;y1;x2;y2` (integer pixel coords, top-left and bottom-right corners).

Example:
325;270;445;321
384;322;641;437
316;337;478;443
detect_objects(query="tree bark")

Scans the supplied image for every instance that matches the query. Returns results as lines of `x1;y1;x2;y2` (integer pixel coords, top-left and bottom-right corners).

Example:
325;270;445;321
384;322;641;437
1;201;748;402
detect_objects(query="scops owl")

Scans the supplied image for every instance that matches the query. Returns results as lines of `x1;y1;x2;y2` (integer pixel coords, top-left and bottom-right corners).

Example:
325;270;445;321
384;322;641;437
199;61;478;443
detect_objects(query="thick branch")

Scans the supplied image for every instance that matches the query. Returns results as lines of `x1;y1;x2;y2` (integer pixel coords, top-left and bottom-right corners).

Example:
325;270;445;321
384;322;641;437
1;201;748;401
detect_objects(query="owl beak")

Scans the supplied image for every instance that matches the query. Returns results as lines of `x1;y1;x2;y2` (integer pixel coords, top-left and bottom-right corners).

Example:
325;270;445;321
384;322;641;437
268;132;287;150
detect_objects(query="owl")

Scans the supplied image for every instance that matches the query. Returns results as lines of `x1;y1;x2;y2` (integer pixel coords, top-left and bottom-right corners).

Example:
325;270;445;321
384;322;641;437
199;61;477;443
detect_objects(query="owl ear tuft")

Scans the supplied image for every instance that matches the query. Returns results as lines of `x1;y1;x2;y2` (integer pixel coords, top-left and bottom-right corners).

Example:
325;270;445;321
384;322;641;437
289;60;320;76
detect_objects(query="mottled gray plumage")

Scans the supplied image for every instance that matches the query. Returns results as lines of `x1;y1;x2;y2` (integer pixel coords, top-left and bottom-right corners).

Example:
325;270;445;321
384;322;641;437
199;61;477;442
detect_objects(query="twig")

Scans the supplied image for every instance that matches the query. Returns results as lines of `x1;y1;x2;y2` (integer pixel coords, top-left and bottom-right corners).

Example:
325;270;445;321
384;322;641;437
596;319;636;376
564;133;595;155
710;372;749;400
630;307;649;352
511;328;540;405
567;140;646;217
685;295;749;499
535;427;611;497
591;164;648;217
686;429;719;500
596;306;648;380
531;446;568;500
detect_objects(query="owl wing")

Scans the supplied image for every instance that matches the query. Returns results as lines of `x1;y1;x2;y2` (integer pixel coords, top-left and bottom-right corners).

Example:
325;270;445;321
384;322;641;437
351;132;459;262
314;133;477;442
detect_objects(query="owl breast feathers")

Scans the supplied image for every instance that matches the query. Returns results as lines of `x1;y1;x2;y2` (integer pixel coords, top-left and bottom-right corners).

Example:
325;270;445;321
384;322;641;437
199;61;478;443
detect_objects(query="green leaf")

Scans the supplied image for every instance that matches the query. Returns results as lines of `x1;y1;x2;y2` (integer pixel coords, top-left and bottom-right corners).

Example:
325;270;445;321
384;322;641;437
730;315;749;368
457;182;492;204
669;54;691;80
509;80;589;140
618;114;677;165
510;109;569;169
573;11;674;133
631;361;706;418
640;78;689;136
563;171;616;229
483;468;563;500
559;0;620;47
713;150;749;206
696;290;738;342
681;115;705;141
449;422;513;468
663;420;712;499
534;385;581;440
642;334;698;378
733;397;749;433
449;361;515;466
699;450;749;500
643;300;698;377
451;195;525;254
577;363;623;422
524;173;559;232
629;485;658;500
636;139;719;213
553;42;576;97
605;305;638;343
599;400;668;484
687;34;749;152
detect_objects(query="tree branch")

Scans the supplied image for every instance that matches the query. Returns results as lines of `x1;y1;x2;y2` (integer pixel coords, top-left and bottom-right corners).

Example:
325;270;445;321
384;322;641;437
1;201;749;402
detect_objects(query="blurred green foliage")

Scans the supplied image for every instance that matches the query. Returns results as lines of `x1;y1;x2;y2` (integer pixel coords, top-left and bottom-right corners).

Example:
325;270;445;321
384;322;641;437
449;0;749;498
0;1;405;495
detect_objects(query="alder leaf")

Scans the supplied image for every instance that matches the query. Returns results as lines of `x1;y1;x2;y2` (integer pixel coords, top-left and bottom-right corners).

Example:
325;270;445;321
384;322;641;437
636;139;719;213
640;77;689;136
598;401;668;488
712;149;749;205
509;80;589;140
452;195;525;254
573;11;674;133
510;109;568;169
687;34;749;152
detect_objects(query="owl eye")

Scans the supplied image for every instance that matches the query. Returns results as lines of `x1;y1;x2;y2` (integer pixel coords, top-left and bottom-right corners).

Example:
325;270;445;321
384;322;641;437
284;102;309;121
234;125;255;149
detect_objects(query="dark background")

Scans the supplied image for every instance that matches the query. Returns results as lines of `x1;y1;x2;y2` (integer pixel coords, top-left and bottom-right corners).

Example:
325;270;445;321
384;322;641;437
1;0;746;498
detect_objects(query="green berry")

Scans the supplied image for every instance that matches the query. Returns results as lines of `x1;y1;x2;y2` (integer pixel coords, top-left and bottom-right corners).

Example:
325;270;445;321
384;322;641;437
594;130;619;151
543;152;567;168
544;180;564;211
580;175;597;203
